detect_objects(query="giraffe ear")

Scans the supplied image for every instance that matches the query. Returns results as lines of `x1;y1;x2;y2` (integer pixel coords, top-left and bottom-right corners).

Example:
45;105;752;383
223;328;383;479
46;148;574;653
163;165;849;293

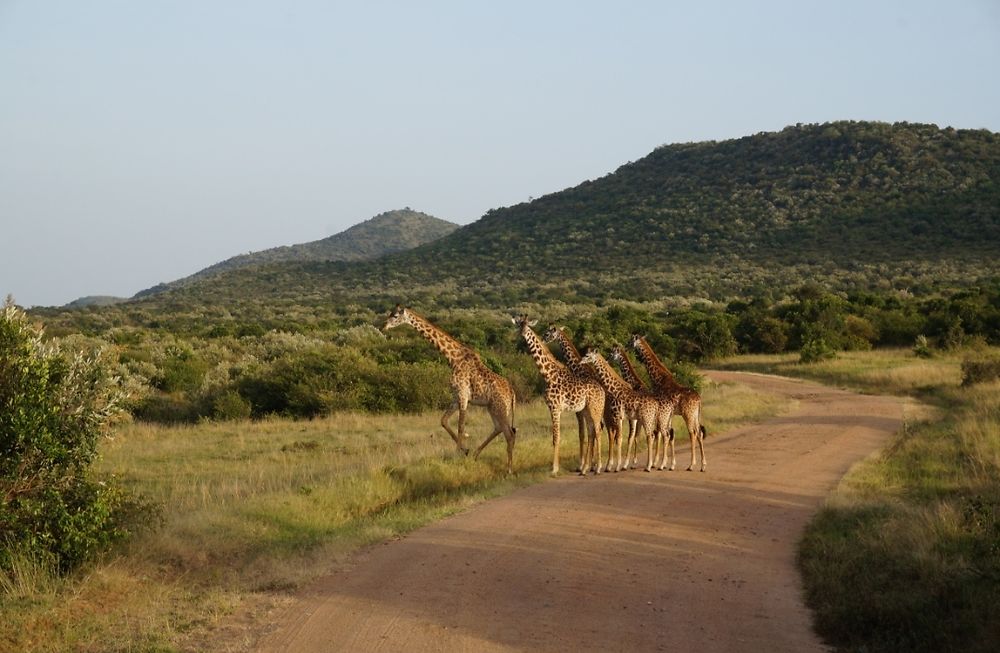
510;316;518;325
528;319;538;328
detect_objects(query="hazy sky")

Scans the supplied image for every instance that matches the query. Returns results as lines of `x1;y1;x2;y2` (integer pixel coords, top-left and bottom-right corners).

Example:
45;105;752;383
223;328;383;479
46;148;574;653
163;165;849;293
2;1;999;307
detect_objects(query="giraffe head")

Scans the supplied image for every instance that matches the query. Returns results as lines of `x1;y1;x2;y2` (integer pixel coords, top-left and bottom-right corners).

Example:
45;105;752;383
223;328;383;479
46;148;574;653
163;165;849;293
610;344;627;365
542;324;562;343
580;348;602;366
510;315;538;332
629;333;645;349
383;304;412;331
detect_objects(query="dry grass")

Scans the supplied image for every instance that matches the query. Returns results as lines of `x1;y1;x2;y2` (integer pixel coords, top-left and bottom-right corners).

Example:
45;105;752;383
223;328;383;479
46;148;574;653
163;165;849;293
1;378;787;653
716;348;964;397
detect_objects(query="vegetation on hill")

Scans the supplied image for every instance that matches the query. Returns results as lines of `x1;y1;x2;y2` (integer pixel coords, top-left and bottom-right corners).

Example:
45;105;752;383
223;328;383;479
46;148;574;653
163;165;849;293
62;296;128;309
122;121;999;310
134;208;458;297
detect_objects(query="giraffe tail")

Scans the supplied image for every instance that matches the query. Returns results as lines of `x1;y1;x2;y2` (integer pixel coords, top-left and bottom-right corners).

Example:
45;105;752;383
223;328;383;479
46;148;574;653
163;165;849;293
510;393;517;435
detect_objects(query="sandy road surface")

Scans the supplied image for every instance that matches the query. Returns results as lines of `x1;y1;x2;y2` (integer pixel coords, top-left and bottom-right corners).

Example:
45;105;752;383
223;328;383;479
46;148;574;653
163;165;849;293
256;372;903;652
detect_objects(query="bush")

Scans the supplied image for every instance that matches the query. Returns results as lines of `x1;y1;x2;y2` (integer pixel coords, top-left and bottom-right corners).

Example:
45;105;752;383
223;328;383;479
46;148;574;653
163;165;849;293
800;337;837;364
961;355;1000;386
211;390;253;421
913;335;933;358
0;304;155;572
669;360;705;393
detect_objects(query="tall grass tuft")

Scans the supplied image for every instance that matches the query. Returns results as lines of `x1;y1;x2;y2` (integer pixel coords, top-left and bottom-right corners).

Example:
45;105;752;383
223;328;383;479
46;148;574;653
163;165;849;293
0;545;59;603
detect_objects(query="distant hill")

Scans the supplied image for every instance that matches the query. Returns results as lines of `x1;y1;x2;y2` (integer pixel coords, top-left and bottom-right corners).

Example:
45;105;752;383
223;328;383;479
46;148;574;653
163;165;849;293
134;208;458;297
150;121;998;310
62;295;129;309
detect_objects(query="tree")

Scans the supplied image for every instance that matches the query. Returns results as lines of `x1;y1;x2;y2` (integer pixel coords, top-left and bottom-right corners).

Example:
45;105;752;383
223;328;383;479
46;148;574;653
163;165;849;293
0;304;152;572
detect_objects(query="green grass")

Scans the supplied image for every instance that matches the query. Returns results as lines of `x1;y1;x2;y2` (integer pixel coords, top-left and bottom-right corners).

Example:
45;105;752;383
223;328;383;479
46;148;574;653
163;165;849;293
718;347;1000;652
0;376;788;652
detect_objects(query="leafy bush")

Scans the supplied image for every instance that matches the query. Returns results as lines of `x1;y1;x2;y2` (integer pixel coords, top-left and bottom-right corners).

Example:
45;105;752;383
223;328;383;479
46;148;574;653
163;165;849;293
913;335;933;358
961;355;1000;386
669;360;705;393
0;304;155;573
800;337;837;364
210;390;253;421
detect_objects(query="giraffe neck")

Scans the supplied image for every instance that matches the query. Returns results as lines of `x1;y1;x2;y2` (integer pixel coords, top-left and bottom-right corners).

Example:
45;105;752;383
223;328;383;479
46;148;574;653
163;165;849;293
405;311;472;368
613;345;648;391
634;338;679;392
586;353;630;395
553;329;586;376
521;324;563;382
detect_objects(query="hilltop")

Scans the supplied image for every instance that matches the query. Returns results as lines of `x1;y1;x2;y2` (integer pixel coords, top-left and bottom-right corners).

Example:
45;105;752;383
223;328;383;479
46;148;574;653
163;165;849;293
145;121;998;311
135;208;458;297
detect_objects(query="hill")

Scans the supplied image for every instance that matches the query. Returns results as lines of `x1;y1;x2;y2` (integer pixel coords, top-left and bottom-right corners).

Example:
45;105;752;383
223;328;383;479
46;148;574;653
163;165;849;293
152;121;998;311
62;295;130;308
134;208;458;297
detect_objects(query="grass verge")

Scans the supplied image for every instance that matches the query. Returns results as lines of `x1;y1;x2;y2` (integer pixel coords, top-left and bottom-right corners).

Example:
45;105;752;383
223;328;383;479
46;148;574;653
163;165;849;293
1;376;787;652
718;348;1000;652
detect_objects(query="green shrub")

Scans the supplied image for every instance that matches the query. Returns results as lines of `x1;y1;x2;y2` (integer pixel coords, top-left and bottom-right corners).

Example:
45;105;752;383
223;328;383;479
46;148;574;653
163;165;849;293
669;360;705;393
210;390;253;421
961;355;1000;386
800;337;837;364
913;335;933;358
0;304;155;573
133;392;200;423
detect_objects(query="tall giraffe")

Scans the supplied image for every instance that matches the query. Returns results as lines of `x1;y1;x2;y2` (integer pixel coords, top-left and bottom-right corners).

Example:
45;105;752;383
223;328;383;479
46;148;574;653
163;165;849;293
610;344;675;470
383;306;518;474
543;325;625;472
630;334;708;472
581;349;667;472
513;316;605;475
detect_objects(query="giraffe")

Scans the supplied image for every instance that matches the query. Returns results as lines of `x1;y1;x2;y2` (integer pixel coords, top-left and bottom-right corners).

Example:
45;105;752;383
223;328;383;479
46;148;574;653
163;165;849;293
580;349;668;472
512;316;605;475
630;334;708;472
611;343;649;392
383;305;518;474
610;344;675;470
543;325;625;473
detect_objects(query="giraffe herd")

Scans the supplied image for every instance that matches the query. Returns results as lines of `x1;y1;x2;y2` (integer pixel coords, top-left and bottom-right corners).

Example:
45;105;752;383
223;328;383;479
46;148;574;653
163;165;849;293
383;305;707;477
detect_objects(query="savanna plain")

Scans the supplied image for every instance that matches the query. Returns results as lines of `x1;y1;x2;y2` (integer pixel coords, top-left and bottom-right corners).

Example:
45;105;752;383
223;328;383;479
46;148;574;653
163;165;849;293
4;346;999;652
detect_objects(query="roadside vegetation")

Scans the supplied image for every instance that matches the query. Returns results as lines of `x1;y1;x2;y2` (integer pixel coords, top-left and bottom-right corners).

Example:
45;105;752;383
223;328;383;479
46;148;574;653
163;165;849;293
717;347;1000;652
1;301;789;652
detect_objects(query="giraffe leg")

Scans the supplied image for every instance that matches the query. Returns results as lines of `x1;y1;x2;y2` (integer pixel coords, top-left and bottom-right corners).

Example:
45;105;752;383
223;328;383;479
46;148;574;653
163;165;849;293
577;411;591;476
668;427;676;471
550;408;562;475
621;419;635;471
575;412;586;473
440;400;466;453
456;402;471;455
604;416;619;473
686;416;698;471
503;426;516;475
645;427;655;472
696;422;706;472
591;411;602;475
613;419;624;472
473;428;502;461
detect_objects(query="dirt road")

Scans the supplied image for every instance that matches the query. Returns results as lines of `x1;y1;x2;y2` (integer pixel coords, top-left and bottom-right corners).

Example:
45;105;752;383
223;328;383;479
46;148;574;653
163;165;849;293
256;372;904;652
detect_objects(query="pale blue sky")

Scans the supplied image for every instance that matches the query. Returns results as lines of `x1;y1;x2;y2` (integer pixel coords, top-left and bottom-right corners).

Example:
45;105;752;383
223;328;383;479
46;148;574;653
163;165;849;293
2;1;998;306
